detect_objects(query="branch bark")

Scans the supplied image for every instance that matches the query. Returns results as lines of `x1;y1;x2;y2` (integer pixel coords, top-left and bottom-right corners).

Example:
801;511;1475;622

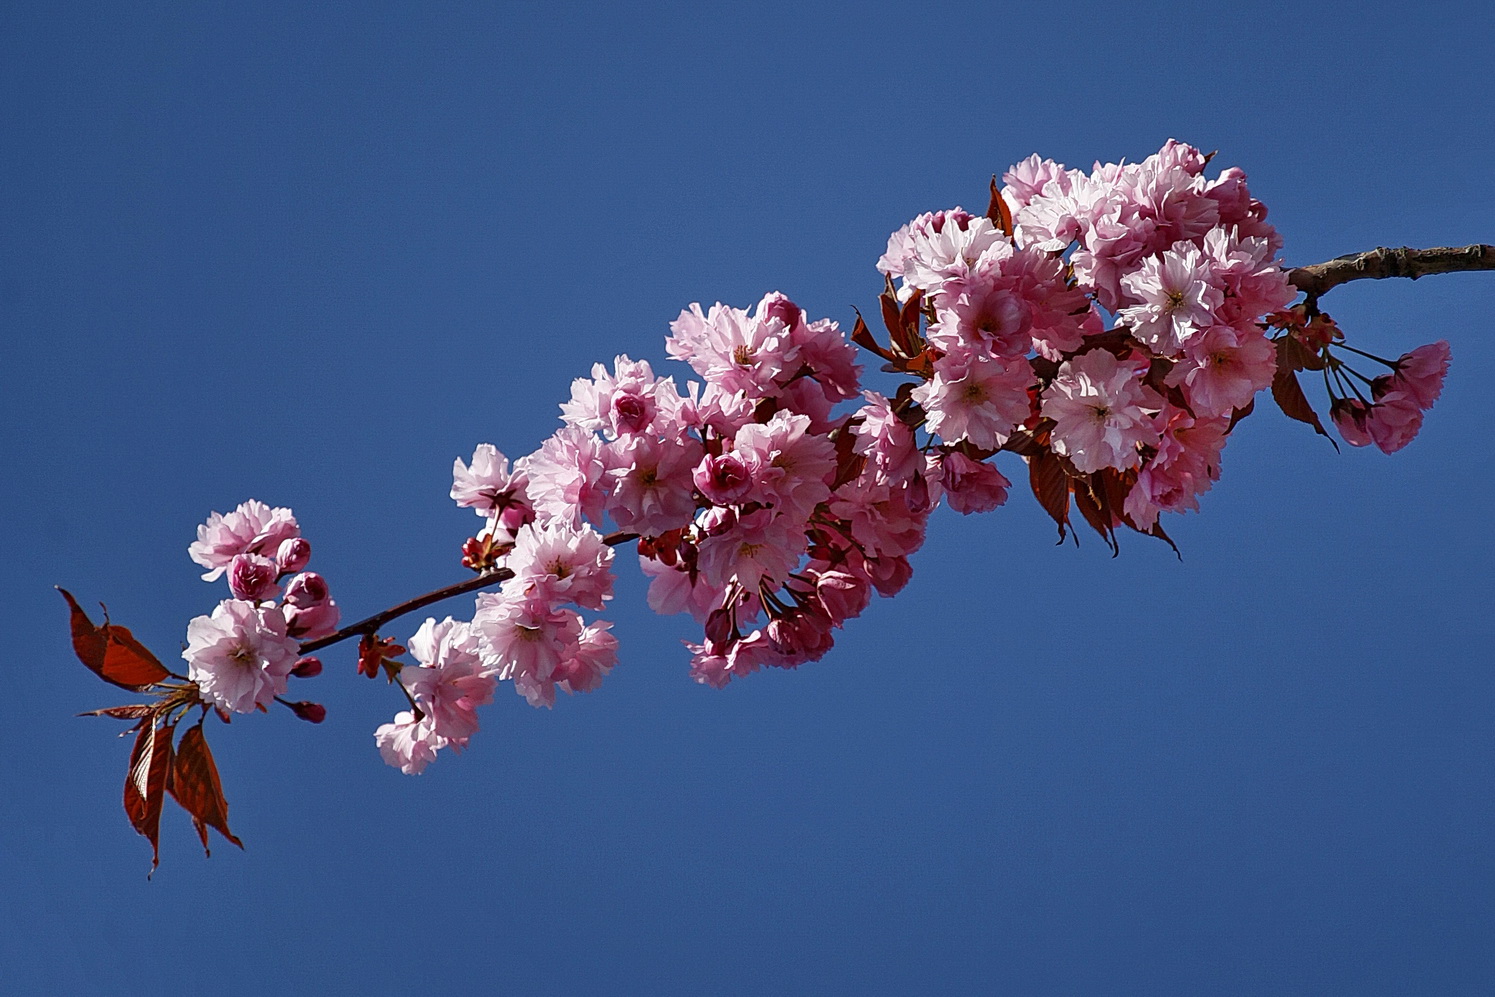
1287;244;1495;302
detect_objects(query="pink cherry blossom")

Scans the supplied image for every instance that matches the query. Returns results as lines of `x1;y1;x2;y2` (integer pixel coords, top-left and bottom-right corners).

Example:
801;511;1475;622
189;500;300;582
603;434;702;538
1042;349;1161;473
404;617;494;746
184;599;300;714
1166;325;1277;416
374;712;444;775
560;354;682;439
452;444;532;533
912;349;1033;450
515;425;609;528
1118;242;1224;353
1385;341;1450;409
282;571;340;640
227;553;279;603
502;520;615;612
939;452;1012;515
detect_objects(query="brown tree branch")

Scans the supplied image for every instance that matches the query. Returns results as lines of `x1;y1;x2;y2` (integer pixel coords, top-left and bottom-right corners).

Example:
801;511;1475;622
298;531;639;655
1288;244;1495;302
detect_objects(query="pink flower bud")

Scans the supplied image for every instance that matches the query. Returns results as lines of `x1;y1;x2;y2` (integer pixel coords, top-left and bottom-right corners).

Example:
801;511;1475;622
291;656;323;678
696;505;737;537
759;293;802;330
285;600;340;640
275;537;312;574
694;453;753;504
814;569;870;622
284;572;330;608
285;700;327;723
227;554;280;602
611;392;650;434
1330;398;1374;448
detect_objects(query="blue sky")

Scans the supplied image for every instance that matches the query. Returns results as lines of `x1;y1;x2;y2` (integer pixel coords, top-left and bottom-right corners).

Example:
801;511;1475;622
4;3;1494;994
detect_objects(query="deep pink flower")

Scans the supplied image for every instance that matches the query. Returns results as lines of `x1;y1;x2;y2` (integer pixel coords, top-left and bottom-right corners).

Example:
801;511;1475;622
227;553;280;603
940;452;1012;515
282;571;340;640
604;434;702;538
1384;341;1450;409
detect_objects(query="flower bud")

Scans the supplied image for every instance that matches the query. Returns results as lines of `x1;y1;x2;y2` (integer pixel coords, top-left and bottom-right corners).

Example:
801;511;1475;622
275;537;312;574
285;600;340;640
285;700;327;724
291;656;323;678
693;453;754;505
227;554;280;602
284;572;330;608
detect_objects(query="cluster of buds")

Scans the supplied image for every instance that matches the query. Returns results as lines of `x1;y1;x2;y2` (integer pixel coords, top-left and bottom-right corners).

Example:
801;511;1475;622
182;500;337;716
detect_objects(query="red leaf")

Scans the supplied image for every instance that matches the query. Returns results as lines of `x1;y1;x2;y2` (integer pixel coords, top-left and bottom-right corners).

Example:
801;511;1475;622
1270;341;1335;446
168;724;244;856
79;704;157;720
123;722;173;876
58;588;171;691
1027;450;1071;541
986;175;1014;237
849;310;894;361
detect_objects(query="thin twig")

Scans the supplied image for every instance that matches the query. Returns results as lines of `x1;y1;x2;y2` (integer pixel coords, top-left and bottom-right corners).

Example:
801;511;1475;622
297;531;639;655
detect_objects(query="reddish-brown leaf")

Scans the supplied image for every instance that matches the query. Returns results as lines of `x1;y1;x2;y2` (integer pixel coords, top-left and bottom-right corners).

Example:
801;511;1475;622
849;310;894;361
79;704;157;720
987;175;1014;237
169;724;244;856
123;722;173;875
1271;340;1334;445
58;588;171;691
1027;450;1072;542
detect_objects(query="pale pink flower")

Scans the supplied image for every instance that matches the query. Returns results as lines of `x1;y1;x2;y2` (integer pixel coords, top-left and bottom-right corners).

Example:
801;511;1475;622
1002;155;1073;207
227;553;279;603
1118;242;1224;353
275;537;311;575
1365;390;1426;454
939;452;1011;515
912;349;1033;449
731;411;838;521
452;444;532;528
1123;409;1228;527
189;500;300;582
1042;350;1161;473
640;555;725;623
515;425;609;528
184;600;300;714
853;392;921;488
471;592;583;687
666;300;795;398
549;619;618;699
404;617;494;746
928;266;1033;358
1166;325;1277;416
374;712;444;775
603;434;702;538
503;520;615;612
560;354;682;439
696;507;807;593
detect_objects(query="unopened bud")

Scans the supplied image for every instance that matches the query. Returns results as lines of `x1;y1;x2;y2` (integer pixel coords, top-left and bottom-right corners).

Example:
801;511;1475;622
275;537;312;574
284;571;330;608
286;700;327;724
291;656;323;678
228;554;279;602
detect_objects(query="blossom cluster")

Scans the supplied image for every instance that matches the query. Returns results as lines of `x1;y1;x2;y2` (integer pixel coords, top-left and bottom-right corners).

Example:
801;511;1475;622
183;500;338;715
371;140;1447;773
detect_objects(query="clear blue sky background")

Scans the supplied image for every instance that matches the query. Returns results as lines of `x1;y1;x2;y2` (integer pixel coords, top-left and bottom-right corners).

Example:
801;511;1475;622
4;3;1494;994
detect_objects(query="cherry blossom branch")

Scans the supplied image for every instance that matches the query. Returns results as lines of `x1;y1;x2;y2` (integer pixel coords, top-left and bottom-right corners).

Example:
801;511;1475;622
297;531;639;654
1288;244;1495;302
